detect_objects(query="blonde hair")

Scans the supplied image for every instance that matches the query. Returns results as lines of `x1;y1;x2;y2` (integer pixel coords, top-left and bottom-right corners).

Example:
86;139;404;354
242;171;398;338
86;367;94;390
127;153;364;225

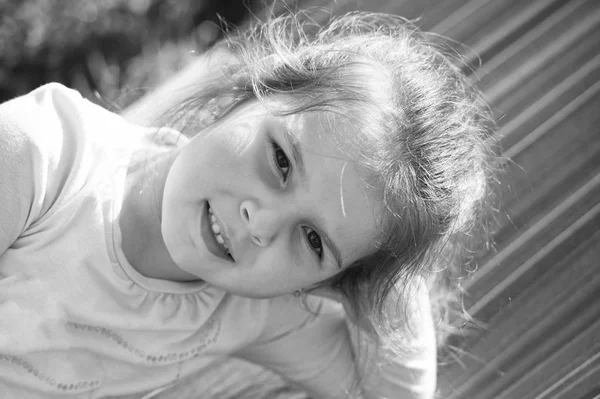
164;10;498;358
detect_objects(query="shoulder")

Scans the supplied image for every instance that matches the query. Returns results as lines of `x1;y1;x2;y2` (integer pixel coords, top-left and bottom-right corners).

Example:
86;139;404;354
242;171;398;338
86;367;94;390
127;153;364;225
0;84;86;232
0;83;112;174
0;84;72;161
0;83;137;151
0;84;140;227
1;83;90;142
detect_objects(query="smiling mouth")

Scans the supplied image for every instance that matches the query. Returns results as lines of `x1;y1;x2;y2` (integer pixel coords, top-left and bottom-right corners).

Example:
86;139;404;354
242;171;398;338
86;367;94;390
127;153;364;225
203;203;234;261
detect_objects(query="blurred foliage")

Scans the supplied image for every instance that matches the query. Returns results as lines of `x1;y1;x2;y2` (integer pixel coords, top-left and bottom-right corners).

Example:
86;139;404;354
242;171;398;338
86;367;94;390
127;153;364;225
0;0;258;109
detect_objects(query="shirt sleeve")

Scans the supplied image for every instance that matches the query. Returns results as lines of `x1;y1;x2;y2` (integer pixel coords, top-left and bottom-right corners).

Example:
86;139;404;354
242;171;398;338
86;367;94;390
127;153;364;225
235;294;437;399
0;83;92;257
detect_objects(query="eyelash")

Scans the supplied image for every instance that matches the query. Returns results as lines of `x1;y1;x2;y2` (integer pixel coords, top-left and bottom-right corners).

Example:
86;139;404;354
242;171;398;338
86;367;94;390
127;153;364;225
268;139;324;262
269;139;291;183
303;227;324;261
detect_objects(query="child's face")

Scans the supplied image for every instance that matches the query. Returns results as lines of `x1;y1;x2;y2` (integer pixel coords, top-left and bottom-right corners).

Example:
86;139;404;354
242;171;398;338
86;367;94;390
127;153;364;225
161;98;382;298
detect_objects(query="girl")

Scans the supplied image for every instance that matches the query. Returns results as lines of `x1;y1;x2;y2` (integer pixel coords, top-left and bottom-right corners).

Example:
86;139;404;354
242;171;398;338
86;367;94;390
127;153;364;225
0;11;496;399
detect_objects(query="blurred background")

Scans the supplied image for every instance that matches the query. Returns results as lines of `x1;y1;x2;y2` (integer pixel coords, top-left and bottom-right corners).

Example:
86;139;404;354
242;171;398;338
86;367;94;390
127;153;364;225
0;0;265;109
2;0;599;398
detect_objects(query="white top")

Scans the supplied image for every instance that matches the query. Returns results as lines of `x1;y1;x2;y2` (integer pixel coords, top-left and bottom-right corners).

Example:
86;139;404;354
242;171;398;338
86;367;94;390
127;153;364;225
0;84;436;398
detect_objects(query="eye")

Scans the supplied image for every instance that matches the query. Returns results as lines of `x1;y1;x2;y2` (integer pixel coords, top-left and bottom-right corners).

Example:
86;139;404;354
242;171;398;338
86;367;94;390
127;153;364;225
269;140;291;182
304;227;323;260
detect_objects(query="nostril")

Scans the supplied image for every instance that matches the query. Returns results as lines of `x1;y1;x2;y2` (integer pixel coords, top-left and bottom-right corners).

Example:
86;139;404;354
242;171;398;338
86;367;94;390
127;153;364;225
241;207;250;223
251;235;262;246
240;200;269;247
240;200;254;224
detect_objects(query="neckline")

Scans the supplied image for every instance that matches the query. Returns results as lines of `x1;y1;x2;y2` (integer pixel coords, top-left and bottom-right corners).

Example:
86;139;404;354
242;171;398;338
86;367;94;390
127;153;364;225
107;129;208;295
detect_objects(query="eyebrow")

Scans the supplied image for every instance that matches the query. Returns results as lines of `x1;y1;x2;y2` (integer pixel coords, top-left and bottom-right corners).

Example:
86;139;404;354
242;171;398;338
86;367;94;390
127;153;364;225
281;123;343;269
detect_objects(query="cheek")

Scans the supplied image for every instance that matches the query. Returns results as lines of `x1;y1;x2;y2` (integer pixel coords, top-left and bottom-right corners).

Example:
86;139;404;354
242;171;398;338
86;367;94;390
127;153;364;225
251;240;300;273
191;140;245;183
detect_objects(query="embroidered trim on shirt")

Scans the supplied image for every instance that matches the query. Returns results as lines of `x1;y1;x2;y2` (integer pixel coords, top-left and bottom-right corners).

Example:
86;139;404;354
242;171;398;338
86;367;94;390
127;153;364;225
0;354;100;392
67;317;221;364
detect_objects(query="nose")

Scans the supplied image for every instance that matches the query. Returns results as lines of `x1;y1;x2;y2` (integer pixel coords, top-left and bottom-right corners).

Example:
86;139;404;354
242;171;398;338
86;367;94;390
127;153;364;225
239;199;285;247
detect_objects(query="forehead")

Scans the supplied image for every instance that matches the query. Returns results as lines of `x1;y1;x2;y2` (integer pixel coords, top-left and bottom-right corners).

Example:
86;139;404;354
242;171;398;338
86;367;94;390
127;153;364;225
267;95;371;157
280;105;383;266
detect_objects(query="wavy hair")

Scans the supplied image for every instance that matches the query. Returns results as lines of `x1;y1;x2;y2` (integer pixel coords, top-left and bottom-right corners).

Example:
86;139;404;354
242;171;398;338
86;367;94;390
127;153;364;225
163;10;498;356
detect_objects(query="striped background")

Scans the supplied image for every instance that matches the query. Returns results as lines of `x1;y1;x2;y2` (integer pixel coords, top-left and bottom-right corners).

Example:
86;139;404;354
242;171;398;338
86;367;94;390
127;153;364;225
140;0;600;398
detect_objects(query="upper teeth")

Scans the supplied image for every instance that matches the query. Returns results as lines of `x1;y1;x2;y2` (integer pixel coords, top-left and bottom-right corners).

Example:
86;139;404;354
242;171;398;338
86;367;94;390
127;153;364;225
208;207;230;254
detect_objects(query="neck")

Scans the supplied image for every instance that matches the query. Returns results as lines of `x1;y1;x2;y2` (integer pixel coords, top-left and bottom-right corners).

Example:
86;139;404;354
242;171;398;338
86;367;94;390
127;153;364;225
119;149;198;282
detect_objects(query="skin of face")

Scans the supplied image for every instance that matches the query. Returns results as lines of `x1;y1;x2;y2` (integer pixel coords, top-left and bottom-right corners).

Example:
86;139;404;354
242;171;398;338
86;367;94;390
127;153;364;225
159;98;383;298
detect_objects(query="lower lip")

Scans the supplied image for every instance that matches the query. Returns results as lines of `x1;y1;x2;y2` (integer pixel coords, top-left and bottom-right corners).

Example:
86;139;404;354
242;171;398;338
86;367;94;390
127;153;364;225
200;202;231;261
